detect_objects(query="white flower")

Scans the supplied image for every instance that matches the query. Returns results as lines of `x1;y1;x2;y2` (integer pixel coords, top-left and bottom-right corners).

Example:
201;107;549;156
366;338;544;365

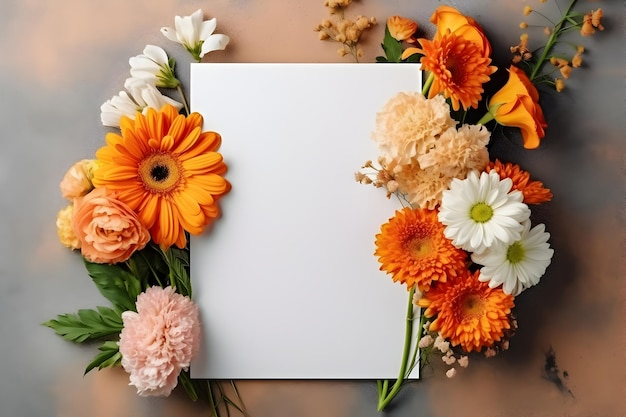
472;220;554;295
438;170;530;253
129;45;180;89
100;78;183;128
161;9;229;61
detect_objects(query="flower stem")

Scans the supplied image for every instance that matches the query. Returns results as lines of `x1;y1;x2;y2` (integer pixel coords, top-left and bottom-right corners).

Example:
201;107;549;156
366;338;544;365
530;0;578;81
377;286;417;412
177;84;190;115
477;111;495;126
422;72;434;97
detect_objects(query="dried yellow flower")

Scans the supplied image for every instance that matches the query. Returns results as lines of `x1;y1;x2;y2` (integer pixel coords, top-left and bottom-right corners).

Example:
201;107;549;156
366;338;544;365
523;6;532;16
555;78;565;92
519;22;528;29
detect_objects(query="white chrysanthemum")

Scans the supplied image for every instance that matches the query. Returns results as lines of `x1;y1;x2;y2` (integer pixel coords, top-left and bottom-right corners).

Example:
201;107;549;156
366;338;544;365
129;45;180;89
161;9;229;62
372;92;456;165
438;170;530;253
472;220;554;295
100;78;183;128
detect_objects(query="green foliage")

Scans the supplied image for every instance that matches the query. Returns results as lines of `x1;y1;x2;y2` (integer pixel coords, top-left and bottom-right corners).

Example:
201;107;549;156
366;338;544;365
84;340;122;374
159;245;192;297
42;306;123;343
84;260;143;312
381;25;403;63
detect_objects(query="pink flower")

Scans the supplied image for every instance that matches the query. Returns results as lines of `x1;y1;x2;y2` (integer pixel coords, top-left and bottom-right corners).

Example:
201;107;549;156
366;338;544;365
119;286;201;397
71;187;150;264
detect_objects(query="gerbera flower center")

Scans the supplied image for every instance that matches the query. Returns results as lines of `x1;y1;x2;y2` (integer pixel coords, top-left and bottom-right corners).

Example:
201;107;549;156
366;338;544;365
460;293;486;320
407;236;434;259
139;152;183;194
470;202;493;223
506;241;526;264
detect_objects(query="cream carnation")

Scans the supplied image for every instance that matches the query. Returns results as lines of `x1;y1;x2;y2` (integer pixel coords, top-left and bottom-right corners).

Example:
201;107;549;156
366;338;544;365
119;286;201;397
417;124;490;178
373;93;456;164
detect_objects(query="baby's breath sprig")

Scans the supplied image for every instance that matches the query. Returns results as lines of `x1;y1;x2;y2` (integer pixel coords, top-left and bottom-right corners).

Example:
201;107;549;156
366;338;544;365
512;0;605;92
314;0;377;62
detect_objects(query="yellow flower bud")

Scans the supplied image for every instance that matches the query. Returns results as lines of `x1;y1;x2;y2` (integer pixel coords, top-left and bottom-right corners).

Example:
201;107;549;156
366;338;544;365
523;6;532;16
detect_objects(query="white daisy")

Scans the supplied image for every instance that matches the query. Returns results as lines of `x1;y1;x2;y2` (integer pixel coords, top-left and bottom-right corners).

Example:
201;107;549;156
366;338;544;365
472;220;554;295
161;9;230;62
100;78;182;128
438;170;530;253
129;45;180;89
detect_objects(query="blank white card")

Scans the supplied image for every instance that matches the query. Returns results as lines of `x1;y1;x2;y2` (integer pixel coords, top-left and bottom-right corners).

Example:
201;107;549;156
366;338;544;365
190;63;421;379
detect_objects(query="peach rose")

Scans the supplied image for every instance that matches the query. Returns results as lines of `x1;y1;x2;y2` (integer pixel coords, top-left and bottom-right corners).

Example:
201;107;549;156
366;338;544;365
387;16;418;42
56;205;81;250
72;187;150;264
60;159;98;200
487;66;547;149
430;5;491;57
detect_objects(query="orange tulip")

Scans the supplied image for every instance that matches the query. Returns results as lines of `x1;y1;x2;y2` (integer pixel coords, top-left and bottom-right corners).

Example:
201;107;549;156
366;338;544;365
487;66;547;149
387;16;418;42
429;5;492;57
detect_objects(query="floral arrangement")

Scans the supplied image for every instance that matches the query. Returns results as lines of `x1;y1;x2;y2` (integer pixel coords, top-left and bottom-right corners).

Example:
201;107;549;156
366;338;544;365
44;1;605;415
319;0;604;411
46;9;248;416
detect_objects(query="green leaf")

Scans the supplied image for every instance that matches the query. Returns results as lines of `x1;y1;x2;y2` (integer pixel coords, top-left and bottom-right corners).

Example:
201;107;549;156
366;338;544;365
178;370;199;402
130;244;169;287
84;340;122;374
381;26;403;63
84;260;143;312
159;246;192;297
43;306;123;343
375;56;389;63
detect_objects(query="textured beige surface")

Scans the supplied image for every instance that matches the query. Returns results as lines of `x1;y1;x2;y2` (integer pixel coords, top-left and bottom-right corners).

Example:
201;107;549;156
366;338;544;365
0;1;623;416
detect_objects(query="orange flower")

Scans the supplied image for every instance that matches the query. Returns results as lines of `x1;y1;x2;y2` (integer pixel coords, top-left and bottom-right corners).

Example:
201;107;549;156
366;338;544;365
581;9;604;36
486;160;552;204
417;32;496;111
93;104;230;249
387;16;418;42
59;159;98;200
430;5;492;57
374;207;467;292
417;270;515;352
72;187;150;264
487;66;547;149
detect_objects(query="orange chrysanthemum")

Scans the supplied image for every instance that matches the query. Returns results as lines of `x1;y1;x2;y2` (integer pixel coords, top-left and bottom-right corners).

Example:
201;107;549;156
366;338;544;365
486;159;552;204
417;270;515;352
374;207;467;291
93;104;230;250
417;32;497;111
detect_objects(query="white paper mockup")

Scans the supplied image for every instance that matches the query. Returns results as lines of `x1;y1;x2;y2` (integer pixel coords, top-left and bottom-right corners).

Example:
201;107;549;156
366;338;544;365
190;63;421;379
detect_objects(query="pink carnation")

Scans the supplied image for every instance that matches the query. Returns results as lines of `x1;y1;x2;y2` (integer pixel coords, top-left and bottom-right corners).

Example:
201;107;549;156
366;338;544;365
119;286;201;397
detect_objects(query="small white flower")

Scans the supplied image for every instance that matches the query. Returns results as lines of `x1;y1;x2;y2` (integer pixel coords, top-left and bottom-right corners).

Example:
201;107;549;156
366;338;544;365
472;220;554;295
129;45;180;89
161;9;229;61
100;78;183;128
438;170;530;253
446;368;457;378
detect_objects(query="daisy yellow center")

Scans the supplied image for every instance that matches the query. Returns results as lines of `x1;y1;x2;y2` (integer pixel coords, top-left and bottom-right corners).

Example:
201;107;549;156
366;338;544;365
470;202;493;223
139;152;183;194
506;242;526;264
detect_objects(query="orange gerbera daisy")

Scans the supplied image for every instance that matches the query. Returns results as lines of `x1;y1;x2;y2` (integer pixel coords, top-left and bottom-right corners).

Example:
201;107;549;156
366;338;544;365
486;159;552;204
93;104;230;250
374;207;467;291
417;270;515;352
417;32;496;111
